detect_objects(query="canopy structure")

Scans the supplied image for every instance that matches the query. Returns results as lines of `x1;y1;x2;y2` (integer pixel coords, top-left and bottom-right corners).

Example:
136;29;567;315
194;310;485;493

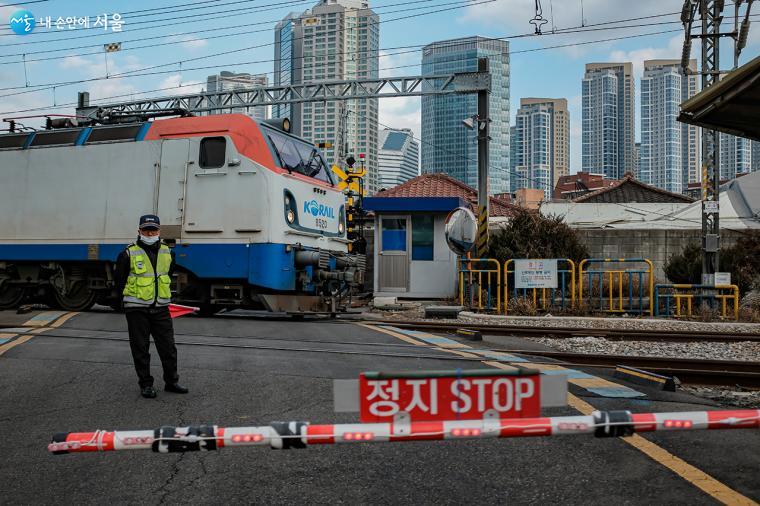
678;55;760;142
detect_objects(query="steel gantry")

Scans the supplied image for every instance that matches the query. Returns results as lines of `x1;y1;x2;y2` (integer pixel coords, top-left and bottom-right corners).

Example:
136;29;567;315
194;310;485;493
680;0;755;283
75;64;494;256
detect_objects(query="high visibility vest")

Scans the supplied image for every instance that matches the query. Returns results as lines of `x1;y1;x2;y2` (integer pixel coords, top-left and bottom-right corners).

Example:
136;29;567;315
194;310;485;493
122;243;172;307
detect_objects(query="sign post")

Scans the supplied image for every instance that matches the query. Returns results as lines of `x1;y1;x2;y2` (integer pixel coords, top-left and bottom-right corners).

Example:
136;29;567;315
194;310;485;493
334;369;568;424
514;259;558;289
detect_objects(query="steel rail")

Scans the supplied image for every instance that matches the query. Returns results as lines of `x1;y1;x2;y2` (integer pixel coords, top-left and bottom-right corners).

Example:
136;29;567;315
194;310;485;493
486;348;760;387
25;331;760;387
362;320;760;343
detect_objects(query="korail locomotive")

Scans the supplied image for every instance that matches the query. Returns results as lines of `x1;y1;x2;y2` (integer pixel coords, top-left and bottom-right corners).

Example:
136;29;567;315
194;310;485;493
0;114;364;313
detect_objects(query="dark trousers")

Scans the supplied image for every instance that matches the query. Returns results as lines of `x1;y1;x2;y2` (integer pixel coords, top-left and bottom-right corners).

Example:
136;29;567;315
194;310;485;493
125;307;179;388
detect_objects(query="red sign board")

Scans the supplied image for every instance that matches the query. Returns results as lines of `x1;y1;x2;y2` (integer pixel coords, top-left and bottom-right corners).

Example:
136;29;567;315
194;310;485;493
358;371;541;423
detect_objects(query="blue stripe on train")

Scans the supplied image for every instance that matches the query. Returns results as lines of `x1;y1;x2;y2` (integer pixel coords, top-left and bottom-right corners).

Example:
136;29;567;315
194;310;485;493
0;242;297;291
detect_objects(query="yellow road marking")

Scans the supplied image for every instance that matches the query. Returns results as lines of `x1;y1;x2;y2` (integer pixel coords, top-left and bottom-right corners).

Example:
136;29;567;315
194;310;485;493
357;323;427;346
0;335;34;356
361;322;758;506
617;367;667;384
567;393;758;506
50;312;78;328
0;312;77;357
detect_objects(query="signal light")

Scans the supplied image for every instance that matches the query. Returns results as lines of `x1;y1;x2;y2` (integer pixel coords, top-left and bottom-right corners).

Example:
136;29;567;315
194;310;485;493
343;432;374;441
451;428;481;437
231;433;264;443
663;420;692;429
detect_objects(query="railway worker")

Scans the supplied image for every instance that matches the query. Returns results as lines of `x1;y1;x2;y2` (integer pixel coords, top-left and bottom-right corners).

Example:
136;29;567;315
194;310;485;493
114;215;189;399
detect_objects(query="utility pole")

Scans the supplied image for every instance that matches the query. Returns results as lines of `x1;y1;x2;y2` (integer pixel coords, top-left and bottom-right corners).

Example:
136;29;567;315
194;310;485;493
682;0;754;285
475;57;490;260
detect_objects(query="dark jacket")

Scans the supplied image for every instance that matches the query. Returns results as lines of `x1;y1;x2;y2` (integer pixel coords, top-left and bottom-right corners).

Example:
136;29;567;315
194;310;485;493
114;238;176;310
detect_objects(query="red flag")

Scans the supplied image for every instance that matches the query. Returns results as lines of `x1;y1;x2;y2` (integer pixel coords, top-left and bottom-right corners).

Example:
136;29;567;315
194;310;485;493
168;304;199;319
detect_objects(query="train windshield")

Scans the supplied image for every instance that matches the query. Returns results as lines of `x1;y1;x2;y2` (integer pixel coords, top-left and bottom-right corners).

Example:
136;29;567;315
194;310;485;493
265;129;333;184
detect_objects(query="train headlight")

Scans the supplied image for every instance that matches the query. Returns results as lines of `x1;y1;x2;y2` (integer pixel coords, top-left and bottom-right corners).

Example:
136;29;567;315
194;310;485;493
286;209;296;224
284;195;291;206
338;221;345;234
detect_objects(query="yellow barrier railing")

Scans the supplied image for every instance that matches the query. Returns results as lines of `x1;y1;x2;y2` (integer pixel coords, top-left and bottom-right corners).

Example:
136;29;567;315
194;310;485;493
503;259;576;313
458;257;501;312
578;258;654;316
654;284;740;320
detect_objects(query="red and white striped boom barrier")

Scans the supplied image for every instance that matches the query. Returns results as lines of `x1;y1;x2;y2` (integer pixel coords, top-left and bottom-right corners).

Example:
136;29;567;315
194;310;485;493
49;409;759;454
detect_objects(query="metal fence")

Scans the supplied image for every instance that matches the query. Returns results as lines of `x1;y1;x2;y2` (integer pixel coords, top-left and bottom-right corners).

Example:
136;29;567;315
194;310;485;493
654;284;740;320
458;257;501;313
578;258;654;316
503;259;576;313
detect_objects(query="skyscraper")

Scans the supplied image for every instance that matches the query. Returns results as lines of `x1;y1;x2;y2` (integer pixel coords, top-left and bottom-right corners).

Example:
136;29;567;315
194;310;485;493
582;62;635;180
274;13;304;136
639;59;699;194
378;128;419;189
719;133;753;179
510;98;569;197
421;37;510;194
275;0;380;193
206;71;269;120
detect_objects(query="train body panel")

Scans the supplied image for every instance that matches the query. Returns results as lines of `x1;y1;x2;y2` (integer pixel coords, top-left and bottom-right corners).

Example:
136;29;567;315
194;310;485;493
0;114;361;311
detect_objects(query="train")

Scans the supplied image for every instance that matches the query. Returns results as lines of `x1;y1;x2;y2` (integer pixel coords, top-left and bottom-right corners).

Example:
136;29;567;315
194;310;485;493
0;113;364;314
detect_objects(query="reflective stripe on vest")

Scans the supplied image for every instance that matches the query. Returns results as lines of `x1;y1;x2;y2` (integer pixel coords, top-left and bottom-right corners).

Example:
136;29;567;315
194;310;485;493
122;244;172;307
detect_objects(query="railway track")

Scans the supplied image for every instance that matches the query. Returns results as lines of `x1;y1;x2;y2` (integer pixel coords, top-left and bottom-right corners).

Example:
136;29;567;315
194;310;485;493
485;348;760;388
369;320;760;343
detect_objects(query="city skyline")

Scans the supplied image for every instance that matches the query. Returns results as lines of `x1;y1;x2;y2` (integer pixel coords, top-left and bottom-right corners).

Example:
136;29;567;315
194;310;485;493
3;1;760;189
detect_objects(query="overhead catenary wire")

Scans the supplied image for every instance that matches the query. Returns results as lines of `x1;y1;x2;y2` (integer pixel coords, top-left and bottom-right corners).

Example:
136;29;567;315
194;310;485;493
0;0;498;97
0;18;685;104
0;5;682;55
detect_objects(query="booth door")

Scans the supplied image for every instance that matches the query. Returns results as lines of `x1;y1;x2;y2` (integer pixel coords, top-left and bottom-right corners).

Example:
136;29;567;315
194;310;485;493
378;216;409;292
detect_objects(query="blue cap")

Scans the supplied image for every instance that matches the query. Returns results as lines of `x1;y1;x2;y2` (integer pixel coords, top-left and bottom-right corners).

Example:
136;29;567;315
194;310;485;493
138;214;161;230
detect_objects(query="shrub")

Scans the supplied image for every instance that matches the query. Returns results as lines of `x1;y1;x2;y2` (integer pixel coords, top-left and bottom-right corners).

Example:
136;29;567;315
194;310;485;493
488;209;589;264
663;231;760;295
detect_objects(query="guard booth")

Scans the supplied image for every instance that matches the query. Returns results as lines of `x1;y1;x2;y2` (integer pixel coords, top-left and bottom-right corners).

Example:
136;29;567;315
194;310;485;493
363;196;468;298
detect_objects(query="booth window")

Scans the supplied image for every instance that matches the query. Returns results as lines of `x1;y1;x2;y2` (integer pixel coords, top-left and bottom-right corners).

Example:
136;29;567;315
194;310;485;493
200;137;226;168
411;215;434;260
381;218;406;252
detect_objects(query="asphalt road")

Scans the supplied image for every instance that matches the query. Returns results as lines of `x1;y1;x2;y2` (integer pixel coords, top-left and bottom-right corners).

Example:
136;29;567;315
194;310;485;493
0;309;758;505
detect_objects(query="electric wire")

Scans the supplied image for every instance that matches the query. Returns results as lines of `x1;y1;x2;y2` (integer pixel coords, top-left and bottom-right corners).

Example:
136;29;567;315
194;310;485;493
0;0;497;97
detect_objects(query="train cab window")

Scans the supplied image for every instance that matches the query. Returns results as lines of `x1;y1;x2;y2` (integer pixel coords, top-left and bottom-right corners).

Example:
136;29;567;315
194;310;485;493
199;137;226;169
266;129;333;185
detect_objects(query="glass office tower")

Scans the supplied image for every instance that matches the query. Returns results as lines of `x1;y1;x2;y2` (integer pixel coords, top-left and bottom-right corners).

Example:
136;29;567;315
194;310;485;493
421;37;510;194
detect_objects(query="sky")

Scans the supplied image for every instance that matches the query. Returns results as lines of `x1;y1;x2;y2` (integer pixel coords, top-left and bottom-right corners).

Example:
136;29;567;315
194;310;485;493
2;0;760;173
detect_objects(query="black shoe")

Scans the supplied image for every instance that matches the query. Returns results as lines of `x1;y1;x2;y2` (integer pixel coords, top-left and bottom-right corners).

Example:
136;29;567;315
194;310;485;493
164;383;189;394
141;386;157;398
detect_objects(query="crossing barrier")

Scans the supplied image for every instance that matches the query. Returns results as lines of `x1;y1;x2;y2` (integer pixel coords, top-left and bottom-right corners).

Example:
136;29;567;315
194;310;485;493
47;408;760;454
458;257;501;312
503;259;576;313
578;258;654;316
654;284;740;320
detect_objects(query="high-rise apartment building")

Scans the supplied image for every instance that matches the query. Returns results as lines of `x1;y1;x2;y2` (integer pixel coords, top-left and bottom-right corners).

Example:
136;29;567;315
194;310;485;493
582;62;635;180
274;0;380;193
206;71;269;120
421;37;510;194
719;133;753;180
639;59;699;194
378;128;419;189
510;98;569;197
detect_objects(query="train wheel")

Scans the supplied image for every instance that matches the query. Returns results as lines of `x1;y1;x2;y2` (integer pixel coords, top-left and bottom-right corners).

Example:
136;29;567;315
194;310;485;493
0;284;25;310
50;282;96;311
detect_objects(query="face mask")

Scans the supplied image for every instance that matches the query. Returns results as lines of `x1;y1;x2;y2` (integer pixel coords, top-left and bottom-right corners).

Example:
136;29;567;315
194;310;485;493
139;234;160;245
